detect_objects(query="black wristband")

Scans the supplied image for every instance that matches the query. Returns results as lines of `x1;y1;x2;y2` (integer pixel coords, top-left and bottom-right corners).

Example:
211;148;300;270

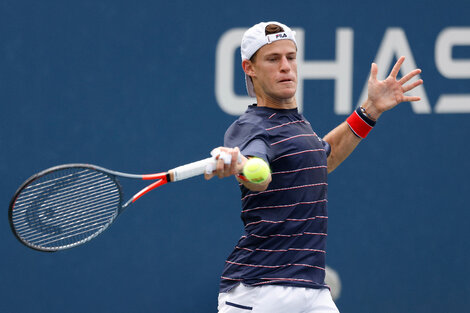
357;107;377;127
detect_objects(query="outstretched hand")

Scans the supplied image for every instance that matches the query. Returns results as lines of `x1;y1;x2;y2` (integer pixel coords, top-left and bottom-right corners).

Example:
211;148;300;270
364;56;423;120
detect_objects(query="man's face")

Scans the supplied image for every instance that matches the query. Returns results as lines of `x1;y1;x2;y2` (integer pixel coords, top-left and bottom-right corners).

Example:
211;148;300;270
249;40;298;102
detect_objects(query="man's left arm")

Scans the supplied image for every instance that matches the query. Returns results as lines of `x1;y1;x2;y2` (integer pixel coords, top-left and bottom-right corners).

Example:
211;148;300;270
324;56;423;173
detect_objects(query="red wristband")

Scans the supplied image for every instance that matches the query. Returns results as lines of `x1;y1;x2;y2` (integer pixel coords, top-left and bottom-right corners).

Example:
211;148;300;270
346;108;375;138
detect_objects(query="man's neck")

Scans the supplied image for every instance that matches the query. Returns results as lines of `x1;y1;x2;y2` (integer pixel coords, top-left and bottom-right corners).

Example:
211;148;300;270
255;95;297;110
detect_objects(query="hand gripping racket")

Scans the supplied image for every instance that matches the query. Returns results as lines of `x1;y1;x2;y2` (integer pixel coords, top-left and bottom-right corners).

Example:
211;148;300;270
8;154;229;252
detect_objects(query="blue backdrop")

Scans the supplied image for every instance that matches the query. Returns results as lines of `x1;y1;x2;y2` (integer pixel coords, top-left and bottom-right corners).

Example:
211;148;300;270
1;1;469;312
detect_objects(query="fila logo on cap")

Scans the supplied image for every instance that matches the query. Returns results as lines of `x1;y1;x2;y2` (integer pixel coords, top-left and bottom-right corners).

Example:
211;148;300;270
266;32;292;43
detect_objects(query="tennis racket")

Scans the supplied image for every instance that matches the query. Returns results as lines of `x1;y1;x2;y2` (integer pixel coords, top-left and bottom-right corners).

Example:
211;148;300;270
9;154;226;252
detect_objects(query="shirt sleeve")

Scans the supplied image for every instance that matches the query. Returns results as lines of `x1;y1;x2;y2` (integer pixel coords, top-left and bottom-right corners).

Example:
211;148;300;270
240;139;269;162
322;140;331;157
224;120;272;162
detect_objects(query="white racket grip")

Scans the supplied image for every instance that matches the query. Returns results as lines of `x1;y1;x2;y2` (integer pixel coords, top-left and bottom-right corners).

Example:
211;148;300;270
170;157;216;182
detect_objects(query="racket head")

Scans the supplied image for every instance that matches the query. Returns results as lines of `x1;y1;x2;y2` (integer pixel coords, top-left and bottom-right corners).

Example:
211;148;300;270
9;164;123;252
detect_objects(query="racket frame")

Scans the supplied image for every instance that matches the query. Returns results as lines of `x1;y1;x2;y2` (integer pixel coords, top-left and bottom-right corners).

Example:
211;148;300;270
8;157;215;252
8;164;126;252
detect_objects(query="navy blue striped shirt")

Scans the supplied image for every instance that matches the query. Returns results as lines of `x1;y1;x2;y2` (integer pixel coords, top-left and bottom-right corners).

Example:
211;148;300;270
220;105;331;292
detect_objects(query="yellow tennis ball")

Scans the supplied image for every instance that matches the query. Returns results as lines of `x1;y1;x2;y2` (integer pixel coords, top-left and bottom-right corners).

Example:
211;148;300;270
243;158;270;183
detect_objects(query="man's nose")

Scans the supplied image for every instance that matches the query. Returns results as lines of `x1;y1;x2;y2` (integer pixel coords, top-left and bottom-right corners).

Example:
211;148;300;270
280;56;290;72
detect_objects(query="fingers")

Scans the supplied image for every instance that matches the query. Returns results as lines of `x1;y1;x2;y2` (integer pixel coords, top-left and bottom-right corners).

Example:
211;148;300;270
205;147;242;180
371;57;423;87
390;56;405;79
399;68;422;85
230;147;240;175
204;171;215;180
216;155;227;178
369;62;378;81
402;78;423;93
399;65;423;96
402;95;421;102
216;149;238;178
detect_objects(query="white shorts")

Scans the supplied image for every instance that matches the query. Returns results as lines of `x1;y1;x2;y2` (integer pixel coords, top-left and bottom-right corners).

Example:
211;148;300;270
217;284;339;313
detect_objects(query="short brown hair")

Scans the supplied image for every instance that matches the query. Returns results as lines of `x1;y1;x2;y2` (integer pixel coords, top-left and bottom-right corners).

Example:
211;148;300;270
265;24;284;35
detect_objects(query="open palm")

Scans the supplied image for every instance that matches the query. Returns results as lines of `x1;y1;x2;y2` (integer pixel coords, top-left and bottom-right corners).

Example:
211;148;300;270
367;56;423;115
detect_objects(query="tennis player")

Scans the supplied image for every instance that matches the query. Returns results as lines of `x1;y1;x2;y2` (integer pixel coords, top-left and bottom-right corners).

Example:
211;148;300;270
206;21;423;313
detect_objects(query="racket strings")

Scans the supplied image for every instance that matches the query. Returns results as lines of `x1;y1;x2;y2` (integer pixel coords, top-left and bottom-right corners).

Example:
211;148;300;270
11;168;121;250
14;197;118;243
14;181;116;225
14;178;118;229
14;191;118;229
13;170;112;223
13;172;120;249
15;170;106;206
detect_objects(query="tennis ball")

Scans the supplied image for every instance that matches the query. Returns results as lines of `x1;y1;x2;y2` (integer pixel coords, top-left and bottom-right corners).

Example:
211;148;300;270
243;157;270;183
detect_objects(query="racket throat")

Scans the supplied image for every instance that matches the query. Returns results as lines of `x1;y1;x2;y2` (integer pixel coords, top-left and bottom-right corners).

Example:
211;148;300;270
130;175;170;204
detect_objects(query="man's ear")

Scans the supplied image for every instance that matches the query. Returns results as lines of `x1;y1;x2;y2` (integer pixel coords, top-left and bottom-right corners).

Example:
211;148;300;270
242;59;255;78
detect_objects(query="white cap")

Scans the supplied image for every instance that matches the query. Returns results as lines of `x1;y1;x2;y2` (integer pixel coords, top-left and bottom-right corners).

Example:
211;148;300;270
241;21;297;97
